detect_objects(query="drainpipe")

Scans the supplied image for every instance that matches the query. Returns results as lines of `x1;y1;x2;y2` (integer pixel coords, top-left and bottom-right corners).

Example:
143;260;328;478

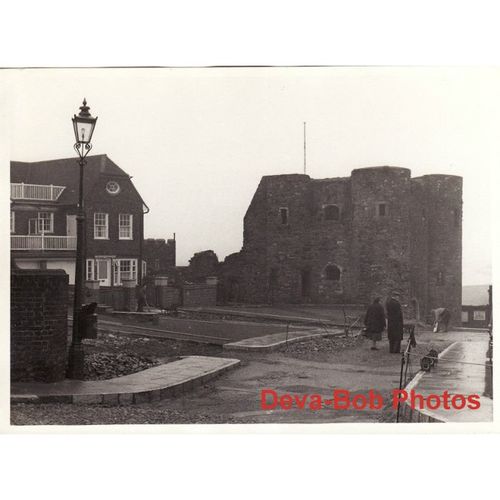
138;202;150;285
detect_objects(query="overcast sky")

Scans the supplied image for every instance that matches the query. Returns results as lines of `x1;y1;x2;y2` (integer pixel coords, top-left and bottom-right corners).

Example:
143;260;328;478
2;67;497;285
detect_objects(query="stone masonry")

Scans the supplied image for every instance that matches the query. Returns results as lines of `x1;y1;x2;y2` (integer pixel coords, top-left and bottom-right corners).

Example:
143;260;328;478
219;166;462;324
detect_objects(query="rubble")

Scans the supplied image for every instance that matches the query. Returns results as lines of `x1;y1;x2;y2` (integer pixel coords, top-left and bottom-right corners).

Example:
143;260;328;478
84;352;158;380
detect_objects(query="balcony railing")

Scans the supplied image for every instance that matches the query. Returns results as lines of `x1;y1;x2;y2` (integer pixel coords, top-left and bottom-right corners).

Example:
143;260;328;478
11;183;66;201
11;235;77;251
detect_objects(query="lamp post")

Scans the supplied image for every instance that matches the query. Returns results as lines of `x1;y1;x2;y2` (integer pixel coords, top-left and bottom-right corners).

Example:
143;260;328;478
67;98;97;379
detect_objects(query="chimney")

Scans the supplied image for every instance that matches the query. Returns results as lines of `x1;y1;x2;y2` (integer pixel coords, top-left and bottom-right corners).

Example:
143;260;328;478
100;155;107;172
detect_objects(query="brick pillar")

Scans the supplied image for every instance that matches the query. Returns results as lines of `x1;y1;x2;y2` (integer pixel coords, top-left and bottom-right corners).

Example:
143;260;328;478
11;269;69;382
122;278;137;311
154;276;169;308
85;279;100;304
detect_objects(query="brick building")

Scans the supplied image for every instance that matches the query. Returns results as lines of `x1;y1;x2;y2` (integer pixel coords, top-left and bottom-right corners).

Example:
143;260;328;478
143;237;176;278
220;166;462;323
11;155;149;287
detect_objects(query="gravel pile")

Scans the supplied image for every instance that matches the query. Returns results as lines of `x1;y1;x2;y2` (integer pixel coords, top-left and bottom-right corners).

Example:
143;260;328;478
11;403;250;425
83;352;159;380
280;334;362;357
87;331;222;359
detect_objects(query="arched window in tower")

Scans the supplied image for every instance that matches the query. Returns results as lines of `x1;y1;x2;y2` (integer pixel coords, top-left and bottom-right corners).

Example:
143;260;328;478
324;204;340;221
453;208;461;227
325;264;341;281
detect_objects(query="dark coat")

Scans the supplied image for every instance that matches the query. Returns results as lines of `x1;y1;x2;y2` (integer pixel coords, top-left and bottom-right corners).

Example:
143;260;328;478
386;298;404;340
364;302;386;333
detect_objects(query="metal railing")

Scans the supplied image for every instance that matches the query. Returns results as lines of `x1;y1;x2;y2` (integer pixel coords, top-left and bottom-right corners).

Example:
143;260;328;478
11;183;65;201
11;235;77;250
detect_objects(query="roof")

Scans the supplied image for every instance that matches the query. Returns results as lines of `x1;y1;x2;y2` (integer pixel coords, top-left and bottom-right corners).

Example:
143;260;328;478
11;154;147;209
462;285;490;306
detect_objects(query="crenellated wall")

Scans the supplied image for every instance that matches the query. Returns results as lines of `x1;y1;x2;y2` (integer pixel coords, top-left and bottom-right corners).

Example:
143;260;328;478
219;166;462;324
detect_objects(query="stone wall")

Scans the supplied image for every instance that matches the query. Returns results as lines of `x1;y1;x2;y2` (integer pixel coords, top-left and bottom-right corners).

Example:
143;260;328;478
350;167;412;306
418;175;462;324
219;166;462;321
143;238;176;278
11;269;69;382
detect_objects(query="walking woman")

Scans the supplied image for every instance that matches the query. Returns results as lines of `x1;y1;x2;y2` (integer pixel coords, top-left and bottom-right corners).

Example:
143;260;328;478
364;297;386;350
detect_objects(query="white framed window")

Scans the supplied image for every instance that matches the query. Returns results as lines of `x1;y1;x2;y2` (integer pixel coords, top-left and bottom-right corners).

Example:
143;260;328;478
473;310;486;321
119;214;133;240
113;258;137;285
461;311;469;323
106;180;121;195
38;212;54;233
94;213;109;239
86;259;95;280
10;211;15;233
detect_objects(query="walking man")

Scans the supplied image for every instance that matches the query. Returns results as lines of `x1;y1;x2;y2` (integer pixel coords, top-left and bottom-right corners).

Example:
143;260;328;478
136;283;148;312
364;297;386;351
386;291;404;353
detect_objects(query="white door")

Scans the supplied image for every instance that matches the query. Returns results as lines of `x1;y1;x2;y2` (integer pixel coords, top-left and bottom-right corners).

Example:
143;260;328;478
96;258;111;286
66;215;77;237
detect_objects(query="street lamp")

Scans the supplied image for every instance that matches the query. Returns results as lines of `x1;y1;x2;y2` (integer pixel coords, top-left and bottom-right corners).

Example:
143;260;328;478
67;98;97;379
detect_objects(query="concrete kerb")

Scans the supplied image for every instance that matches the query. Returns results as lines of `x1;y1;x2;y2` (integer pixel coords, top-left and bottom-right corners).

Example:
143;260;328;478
399;342;458;423
178;306;355;328
223;328;347;352
11;356;241;406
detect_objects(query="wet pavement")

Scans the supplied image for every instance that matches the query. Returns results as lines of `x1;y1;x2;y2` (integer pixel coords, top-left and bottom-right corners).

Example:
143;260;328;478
402;340;492;422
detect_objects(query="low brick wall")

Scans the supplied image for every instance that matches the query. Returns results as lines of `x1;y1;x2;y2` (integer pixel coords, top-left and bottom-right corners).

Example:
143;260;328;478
182;284;217;307
11;269;69;382
99;287;126;310
156;286;181;309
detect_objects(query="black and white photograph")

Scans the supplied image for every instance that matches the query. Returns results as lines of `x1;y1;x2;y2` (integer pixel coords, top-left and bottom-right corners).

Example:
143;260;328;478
1;66;496;428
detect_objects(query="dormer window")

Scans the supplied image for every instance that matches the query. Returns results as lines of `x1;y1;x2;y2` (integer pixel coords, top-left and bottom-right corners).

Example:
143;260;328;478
279;207;289;225
324;204;340;221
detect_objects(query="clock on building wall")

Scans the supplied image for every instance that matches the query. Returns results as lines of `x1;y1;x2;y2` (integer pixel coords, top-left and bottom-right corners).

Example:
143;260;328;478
106;180;120;195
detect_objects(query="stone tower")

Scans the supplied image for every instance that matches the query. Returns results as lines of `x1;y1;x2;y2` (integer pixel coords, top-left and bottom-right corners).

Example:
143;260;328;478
220;166;463;324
